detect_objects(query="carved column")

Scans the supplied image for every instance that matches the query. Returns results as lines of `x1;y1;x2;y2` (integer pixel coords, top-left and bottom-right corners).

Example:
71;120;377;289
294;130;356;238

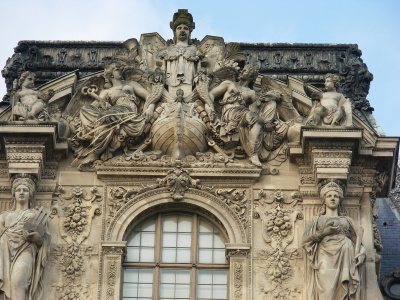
101;242;127;300
226;244;250;300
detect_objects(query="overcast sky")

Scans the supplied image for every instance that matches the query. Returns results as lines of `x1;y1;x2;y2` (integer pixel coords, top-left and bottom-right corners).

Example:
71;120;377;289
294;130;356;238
0;0;399;136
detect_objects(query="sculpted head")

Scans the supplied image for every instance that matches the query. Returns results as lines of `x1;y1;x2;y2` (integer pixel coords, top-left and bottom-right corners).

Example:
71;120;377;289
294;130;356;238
11;175;36;208
170;9;195;43
239;64;259;82
325;74;340;91
319;181;346;216
19;71;35;88
104;62;123;81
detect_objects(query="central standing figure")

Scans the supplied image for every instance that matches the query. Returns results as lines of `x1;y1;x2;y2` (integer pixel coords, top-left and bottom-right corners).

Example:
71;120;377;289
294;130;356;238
157;9;202;96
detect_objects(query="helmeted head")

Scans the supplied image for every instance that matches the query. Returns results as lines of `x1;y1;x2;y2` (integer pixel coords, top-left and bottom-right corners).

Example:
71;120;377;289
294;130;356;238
170;9;195;43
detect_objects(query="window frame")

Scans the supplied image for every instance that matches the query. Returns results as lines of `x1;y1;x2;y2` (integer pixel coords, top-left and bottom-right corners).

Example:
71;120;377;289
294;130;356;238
122;212;230;299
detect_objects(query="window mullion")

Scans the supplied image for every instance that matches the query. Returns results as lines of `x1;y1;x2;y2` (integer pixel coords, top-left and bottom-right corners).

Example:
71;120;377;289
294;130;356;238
190;214;199;299
153;213;162;300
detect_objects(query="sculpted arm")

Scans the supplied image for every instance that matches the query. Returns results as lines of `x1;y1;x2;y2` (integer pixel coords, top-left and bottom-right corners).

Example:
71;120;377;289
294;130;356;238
38;89;54;101
302;220;339;245
209;81;230;103
339;94;353;126
130;81;150;100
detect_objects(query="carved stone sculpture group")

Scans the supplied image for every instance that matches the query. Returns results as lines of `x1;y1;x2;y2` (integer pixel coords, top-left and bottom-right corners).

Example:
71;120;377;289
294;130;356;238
2;9;389;300
7;9;354;171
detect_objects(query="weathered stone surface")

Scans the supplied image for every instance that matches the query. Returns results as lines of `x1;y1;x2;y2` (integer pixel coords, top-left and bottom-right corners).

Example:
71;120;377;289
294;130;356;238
0;8;398;300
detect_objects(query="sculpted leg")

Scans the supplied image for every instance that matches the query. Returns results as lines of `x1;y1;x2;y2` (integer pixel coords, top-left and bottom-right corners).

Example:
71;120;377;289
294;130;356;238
248;122;263;167
10;250;34;300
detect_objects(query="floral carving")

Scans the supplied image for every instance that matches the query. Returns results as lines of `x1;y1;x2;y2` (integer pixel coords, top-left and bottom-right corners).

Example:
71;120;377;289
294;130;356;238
106;260;117;299
53;186;102;245
215;189;247;227
156;168;200;200
256;249;302;299
255;190;302;247
234;262;243;300
52;186;102;299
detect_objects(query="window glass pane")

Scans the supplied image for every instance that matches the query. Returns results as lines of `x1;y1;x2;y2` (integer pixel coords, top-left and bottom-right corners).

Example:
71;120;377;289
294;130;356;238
123;283;137;296
163;215;178;232
176;248;190;263
213;284;227;299
141;232;155;247
126;247;140;262
124;269;138;282
138;269;153;283
161;270;176;283
198;270;213;284
163;232;177;247
127;231;140;247
213;234;225;248
198;270;228;300
140;247;154;262
123;269;153;299
175;284;190;298
162;248;176;262
177;215;192;232
199;248;213;263
176;270;190;284
199;219;213;233
199;233;213;246
138;283;152;297
160;283;175;298
177;233;191;247
213;270;228;284
160;269;190;299
213;249;226;264
141;219;156;231
198;284;212;298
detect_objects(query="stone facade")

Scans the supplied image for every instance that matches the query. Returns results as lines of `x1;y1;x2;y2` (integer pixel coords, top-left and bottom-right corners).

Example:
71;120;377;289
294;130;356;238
0;9;398;300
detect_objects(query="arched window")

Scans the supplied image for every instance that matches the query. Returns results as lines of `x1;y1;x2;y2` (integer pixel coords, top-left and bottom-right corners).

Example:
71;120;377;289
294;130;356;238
123;212;229;299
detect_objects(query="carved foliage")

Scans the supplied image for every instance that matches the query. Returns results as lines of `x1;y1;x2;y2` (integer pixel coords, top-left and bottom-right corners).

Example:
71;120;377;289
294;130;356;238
106;260;117;300
255;190;303;248
51;186;102;299
156;168;200;201
234;262;243;300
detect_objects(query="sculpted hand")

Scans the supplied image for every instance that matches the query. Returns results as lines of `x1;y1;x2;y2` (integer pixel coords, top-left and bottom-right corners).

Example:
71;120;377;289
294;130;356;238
355;252;366;267
145;104;155;123
323;225;340;237
23;230;43;246
100;101;111;110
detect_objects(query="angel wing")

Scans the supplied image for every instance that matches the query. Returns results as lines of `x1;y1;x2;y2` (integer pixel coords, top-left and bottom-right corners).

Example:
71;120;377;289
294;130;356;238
65;74;105;118
209;66;238;90
123;67;151;91
303;83;322;100
259;75;301;122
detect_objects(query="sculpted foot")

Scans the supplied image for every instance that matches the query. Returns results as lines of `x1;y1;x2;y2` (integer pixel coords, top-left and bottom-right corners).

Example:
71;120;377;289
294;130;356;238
249;154;262;167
